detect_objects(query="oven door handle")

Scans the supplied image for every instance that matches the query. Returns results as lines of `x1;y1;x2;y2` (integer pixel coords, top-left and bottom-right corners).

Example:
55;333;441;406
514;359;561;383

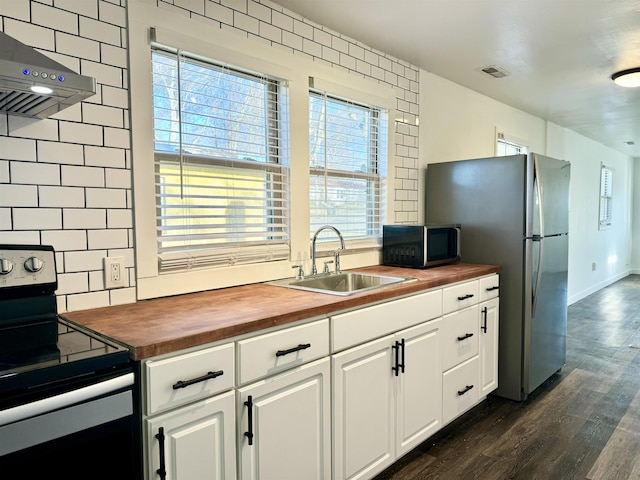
0;372;134;427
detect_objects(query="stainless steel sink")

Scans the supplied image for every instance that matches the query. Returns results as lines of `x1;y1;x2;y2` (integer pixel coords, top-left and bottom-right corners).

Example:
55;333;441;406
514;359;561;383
268;272;416;296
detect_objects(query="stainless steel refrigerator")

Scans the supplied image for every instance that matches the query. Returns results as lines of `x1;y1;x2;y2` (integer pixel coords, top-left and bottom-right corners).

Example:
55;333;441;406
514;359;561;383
425;153;570;401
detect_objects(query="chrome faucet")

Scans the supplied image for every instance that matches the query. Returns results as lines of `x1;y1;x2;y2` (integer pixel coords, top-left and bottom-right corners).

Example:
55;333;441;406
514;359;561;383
311;225;345;276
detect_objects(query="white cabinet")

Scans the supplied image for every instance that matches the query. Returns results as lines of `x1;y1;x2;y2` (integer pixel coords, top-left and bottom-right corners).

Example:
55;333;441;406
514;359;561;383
146;390;236;480
237;358;331;480
479;297;499;396
332;318;442;480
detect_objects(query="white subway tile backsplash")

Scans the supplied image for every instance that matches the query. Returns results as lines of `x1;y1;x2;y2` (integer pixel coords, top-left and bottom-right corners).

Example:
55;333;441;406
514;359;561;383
221;0;247;14
103;127;130;148
50;102;84;122
66;291;110;312
248;1;270;22
87;228;128;249
205;1;233;24
0;0;30;20
271;10;292;31
109;287;137;306
79;16;122;45
32;2;78;35
41;229;88;251
81;60;123;88
56;272;89;295
13;208;62;230
259;21;280;43
0;185;38;207
61;165;105;187
0;208;11;230
55;0;99;19
331;36;348;54
100;44;127;68
0;161;8;182
63;208;107;229
101;86;128;109
107;208;132;228
86;188;126;208
4;18;55;50
37;141;85;165
0;137;37;161
39;185;85;207
282;31;302;51
59;121;104;146
55;32;101;61
89;269;104;291
0;230;41;244
8;117;59;141
175;0;205;15
98;0;127;26
292;19;312;39
234;11;259;34
84;145;126;168
64;249;107;272
105;168;131;188
82;103;124;128
302;38;321;57
11;161;60;186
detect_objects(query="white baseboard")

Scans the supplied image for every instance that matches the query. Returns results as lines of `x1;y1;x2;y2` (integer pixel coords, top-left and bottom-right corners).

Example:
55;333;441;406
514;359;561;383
568;270;631;305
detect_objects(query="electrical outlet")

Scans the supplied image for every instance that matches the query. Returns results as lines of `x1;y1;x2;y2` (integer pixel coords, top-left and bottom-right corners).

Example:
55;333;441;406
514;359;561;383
104;257;126;289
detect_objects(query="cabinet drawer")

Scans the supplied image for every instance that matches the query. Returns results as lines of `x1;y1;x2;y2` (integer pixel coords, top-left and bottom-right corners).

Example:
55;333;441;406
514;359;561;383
237;318;329;385
442;280;479;314
479;275;500;302
146;342;235;416
442;305;479;371
442;355;479;424
332;289;442;352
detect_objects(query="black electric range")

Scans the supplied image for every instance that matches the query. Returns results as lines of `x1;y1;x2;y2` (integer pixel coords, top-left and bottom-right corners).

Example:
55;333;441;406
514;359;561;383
0;244;131;409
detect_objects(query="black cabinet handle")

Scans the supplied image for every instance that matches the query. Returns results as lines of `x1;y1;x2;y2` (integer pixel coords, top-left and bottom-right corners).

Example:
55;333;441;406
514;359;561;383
457;385;474;396
155;427;167;480
457;333;474;341
276;343;311;357
485;286;499;291
172;370;224;390
392;341;400;376
457;294;474;300
244;395;254;446
399;339;405;374
481;307;488;333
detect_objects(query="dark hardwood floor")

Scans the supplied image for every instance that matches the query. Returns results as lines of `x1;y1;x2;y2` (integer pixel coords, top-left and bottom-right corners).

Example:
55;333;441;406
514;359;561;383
374;274;640;480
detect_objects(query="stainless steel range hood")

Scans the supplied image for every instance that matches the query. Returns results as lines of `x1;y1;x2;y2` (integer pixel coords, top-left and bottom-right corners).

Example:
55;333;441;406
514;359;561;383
0;31;96;118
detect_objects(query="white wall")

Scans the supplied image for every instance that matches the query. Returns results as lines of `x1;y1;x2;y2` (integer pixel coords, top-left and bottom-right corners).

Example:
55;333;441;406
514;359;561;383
633;157;640;274
419;70;635;305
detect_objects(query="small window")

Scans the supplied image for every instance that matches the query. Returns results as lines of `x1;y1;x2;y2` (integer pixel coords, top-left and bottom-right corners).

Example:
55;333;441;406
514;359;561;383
599;165;613;229
308;91;387;242
496;132;527;156
151;49;289;271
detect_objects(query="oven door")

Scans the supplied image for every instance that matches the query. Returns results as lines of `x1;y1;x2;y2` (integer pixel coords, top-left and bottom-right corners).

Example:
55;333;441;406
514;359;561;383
0;370;136;480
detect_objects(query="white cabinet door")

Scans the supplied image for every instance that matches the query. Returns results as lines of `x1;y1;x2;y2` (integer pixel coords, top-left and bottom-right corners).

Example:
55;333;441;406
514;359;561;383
333;335;395;480
395;319;442;457
237;358;331;480
479;297;499;396
146;390;236;480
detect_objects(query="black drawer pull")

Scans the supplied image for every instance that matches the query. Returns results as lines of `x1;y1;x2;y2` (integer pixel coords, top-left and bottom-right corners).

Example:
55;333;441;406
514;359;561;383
276;343;311;357
457;294;474;300
244;395;254;446
457;385;474;396
485;286;499;291
457;333;474;341
172;370;224;390
156;427;167;480
482;307;488;333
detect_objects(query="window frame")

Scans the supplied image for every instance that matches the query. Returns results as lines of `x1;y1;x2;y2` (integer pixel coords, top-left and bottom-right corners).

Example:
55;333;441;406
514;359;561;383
598;164;613;230
495;130;528;156
308;90;387;245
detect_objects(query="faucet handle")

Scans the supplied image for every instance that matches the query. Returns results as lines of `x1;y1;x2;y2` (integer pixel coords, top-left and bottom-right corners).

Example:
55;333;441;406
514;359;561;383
334;251;341;274
292;264;304;280
323;260;334;274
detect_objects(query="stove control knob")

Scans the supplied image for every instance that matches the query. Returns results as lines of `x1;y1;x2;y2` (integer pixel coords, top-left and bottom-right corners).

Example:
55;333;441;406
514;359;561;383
0;258;14;275
24;256;44;273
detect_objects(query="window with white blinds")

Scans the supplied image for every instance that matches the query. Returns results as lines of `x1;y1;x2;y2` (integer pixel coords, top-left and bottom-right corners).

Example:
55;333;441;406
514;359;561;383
151;49;289;272
308;91;387;243
496;132;527;156
599;165;613;229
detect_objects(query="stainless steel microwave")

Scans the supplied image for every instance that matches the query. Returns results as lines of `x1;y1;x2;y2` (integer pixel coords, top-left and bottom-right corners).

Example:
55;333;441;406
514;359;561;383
382;224;461;268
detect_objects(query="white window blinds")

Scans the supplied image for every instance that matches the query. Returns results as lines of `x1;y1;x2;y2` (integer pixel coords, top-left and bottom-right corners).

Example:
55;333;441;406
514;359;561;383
599;165;613;229
308;91;387;243
496;132;527;156
152;49;289;272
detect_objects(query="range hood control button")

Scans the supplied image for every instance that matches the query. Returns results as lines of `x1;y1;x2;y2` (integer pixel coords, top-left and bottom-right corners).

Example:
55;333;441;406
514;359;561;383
24;256;44;273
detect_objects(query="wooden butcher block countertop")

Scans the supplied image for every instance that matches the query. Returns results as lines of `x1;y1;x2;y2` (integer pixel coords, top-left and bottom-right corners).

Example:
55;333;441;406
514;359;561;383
61;263;500;361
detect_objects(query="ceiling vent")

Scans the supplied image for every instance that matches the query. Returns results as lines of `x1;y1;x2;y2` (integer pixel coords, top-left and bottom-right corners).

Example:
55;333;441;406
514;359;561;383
480;65;510;78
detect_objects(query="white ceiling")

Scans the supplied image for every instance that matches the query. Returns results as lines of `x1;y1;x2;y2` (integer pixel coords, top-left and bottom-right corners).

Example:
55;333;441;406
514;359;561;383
271;0;640;158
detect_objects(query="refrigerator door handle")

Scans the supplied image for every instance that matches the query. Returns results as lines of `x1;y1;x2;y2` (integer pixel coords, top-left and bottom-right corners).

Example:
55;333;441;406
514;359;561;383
532;236;544;318
534;155;545;238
